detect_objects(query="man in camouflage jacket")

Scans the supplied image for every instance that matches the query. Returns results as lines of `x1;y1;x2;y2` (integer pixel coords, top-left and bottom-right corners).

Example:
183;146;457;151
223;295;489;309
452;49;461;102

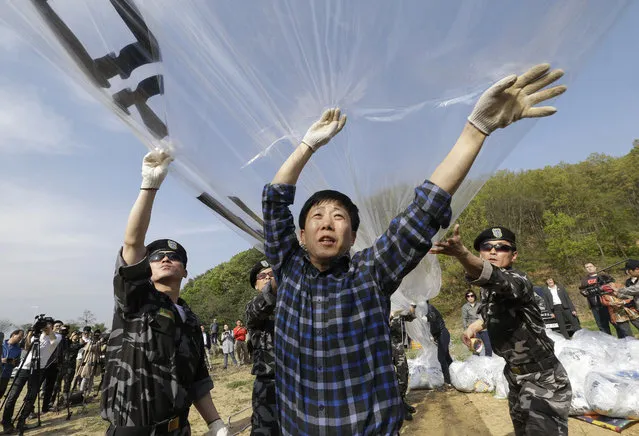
246;260;279;435
100;150;228;436
431;225;571;435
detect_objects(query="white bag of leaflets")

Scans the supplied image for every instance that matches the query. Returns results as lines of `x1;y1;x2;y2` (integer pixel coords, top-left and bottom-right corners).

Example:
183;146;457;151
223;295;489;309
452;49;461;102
584;371;639;419
407;340;445;390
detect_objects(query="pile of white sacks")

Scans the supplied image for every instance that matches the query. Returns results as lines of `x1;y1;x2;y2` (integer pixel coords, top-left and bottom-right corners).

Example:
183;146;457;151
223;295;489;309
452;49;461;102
408;329;639;419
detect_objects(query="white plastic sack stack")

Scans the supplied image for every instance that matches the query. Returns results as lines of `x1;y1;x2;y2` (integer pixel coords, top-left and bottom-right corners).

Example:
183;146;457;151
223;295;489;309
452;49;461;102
555;329;639;418
585;371;639;419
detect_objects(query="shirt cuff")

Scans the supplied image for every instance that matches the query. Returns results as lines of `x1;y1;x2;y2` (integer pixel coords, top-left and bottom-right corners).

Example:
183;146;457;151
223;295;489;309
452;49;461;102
190;376;214;402
263;183;296;205
467;260;493;285
415;180;453;229
116;248;152;282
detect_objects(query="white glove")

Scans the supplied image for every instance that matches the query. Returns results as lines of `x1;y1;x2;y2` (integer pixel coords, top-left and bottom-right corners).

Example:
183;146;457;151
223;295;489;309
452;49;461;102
301;108;347;152
205;419;229;436
140;148;174;189
468;63;566;135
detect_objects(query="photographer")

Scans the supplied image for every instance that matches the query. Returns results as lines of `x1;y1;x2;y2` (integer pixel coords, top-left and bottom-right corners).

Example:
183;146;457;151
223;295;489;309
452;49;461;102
41;321;66;413
79;330;103;399
1;317;61;433
0;330;25;400
579;262;618;336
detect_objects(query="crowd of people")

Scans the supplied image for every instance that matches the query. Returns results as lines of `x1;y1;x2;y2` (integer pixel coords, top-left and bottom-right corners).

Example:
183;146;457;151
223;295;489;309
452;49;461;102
0;320;107;433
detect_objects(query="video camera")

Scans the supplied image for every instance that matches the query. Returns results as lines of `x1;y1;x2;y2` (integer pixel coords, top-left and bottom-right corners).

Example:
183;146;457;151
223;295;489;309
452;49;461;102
579;274;615;298
31;314;54;335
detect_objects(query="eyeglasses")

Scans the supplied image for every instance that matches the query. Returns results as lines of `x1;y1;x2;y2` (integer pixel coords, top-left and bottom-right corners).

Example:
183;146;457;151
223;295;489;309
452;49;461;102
149;251;183;263
257;271;274;280
479;242;515;253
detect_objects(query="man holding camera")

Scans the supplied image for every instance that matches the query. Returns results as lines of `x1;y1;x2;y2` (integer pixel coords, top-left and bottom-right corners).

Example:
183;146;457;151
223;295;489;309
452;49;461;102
2;317;61;434
579;262;617;336
100;150;228;435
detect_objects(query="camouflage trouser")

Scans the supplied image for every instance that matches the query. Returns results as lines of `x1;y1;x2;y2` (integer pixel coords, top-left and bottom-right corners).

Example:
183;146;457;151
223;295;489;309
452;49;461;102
251;376;279;435
504;361;572;436
391;341;409;399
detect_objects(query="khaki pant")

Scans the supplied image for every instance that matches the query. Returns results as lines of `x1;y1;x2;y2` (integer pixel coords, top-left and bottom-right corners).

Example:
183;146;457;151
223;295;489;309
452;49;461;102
235;340;249;365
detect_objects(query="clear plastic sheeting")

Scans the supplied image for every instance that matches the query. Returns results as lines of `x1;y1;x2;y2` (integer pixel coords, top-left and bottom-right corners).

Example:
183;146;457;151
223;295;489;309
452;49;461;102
401;301;445;390
1;1;628;303
449;355;506;394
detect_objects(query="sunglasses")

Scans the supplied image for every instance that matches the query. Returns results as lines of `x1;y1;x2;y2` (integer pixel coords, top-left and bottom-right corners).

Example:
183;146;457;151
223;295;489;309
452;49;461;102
257;271;274;280
479;242;514;253
149;251;183;263
466;294;476;298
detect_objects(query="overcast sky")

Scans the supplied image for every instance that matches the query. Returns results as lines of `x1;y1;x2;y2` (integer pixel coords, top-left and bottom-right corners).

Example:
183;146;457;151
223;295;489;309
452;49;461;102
0;1;636;328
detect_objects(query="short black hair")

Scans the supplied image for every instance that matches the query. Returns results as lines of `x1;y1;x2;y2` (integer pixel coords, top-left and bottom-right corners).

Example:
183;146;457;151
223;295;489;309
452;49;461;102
10;329;23;338
54;320;63;325
299;190;360;232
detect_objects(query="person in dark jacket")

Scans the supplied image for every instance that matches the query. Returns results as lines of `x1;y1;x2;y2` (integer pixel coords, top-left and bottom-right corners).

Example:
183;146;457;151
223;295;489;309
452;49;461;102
426;302;453;385
245;260;279;435
541;278;580;338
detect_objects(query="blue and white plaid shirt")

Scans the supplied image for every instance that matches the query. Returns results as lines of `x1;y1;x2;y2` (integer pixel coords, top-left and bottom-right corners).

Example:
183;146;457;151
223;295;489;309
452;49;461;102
263;181;451;436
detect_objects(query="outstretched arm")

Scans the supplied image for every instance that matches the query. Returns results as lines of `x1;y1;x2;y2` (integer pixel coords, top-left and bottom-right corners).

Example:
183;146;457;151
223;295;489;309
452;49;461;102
432;64;566;195
122;149;173;265
271;108;347;185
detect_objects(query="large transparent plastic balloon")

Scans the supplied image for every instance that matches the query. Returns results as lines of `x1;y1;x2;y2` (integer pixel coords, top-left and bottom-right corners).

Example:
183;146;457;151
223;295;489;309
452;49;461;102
1;1;628;312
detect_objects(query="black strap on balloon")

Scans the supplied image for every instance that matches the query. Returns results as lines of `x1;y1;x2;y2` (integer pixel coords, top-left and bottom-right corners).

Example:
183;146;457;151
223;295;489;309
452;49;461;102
31;0;266;245
31;0;167;139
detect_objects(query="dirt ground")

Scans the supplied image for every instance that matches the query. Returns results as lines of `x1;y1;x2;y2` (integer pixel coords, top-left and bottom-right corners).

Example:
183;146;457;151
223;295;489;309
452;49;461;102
16;352;639;435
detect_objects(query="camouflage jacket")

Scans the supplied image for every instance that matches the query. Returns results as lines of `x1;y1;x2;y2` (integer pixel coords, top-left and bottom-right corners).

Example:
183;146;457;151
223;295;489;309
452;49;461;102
472;261;555;366
245;282;275;378
389;310;416;344
101;250;213;428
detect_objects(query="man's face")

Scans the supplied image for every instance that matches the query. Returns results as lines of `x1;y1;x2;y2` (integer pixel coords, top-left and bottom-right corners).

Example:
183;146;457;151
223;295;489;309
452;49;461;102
200;325;205;332
300;200;356;269
546;278;555;287
254;267;274;291
149;251;187;283
585;263;597;274
53;322;63;333
628;268;639;278
478;239;517;269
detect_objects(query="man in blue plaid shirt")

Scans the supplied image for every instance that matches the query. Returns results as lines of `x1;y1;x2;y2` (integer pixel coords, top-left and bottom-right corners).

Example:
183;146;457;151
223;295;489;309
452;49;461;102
263;64;566;435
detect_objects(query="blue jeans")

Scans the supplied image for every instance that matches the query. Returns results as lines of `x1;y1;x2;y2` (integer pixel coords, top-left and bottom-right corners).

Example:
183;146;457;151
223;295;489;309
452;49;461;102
224;352;238;368
591;306;613;335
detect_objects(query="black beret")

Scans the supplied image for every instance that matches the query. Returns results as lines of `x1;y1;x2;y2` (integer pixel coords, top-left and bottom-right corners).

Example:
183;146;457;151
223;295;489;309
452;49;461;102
473;226;517;251
249;260;271;288
146;239;188;266
625;259;639;271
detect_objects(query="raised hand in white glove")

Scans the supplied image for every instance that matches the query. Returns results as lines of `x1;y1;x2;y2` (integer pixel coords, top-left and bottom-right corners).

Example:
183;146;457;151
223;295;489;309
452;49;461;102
301;108;347;152
141;148;174;189
204;418;229;436
468;63;566;135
